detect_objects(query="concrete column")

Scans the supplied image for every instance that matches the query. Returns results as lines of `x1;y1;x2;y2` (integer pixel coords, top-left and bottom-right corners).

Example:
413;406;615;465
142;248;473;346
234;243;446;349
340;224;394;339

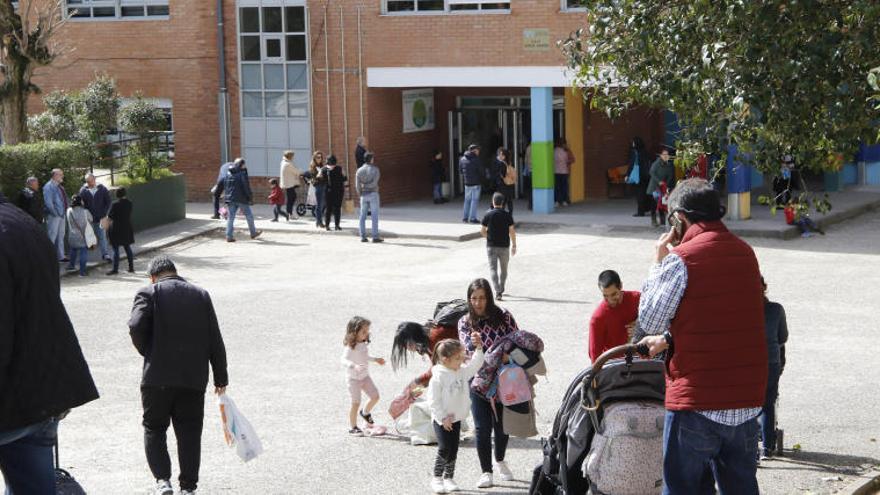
726;144;752;220
564;88;585;202
530;87;555;214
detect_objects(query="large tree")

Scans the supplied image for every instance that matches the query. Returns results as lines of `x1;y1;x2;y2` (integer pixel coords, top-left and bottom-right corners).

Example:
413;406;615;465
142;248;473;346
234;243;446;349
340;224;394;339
561;0;880;179
0;0;66;144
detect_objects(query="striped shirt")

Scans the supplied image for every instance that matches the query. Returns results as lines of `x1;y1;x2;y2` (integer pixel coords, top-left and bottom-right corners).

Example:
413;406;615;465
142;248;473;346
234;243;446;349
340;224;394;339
639;253;761;426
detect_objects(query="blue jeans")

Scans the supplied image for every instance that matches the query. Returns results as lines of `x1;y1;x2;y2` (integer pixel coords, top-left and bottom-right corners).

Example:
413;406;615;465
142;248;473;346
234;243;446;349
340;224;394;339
759;363;782;455
225;202;256;239
0;419;58;495
359;192;380;240
313;184;326;225
470;390;508;473
662;411;759;495
113;244;134;272
462;185;481;221
68;247;88;275
432;182;442;201
91;221;110;258
46;214;66;260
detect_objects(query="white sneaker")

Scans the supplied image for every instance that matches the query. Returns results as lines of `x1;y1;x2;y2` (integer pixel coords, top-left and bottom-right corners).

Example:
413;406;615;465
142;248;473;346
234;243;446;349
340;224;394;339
180;491;196;495
443;478;460;492
495;461;514;481
477;472;493;488
431;477;448;493
153;480;172;495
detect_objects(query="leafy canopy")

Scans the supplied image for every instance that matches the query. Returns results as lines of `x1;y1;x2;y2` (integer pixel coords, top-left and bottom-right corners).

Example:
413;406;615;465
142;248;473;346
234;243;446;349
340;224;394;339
561;0;880;175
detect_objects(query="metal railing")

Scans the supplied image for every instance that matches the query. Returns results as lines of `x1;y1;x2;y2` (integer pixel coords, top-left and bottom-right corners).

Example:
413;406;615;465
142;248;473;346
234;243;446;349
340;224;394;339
90;131;175;186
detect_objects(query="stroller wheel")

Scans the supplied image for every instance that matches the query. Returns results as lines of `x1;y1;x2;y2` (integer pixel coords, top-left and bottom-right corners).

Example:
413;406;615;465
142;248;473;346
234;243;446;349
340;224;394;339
296;203;307;216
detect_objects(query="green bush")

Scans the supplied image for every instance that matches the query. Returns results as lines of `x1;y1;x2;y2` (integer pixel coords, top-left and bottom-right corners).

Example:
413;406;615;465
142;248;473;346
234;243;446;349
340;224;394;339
114;167;175;188
0;141;90;200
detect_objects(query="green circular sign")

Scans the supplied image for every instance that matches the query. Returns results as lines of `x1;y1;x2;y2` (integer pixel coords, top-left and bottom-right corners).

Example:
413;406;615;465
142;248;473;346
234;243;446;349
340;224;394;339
412;99;427;128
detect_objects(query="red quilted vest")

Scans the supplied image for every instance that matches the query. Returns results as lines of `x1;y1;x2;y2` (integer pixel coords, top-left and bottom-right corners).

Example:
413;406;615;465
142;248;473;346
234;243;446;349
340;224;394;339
666;221;768;411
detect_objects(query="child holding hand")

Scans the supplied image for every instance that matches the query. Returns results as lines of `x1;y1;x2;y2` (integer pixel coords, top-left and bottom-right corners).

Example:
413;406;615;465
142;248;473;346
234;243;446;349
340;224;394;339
427;332;484;493
341;316;385;436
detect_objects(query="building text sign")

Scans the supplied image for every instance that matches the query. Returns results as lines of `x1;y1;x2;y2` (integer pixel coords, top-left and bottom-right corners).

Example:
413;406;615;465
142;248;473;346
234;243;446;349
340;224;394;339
523;29;551;51
402;88;435;133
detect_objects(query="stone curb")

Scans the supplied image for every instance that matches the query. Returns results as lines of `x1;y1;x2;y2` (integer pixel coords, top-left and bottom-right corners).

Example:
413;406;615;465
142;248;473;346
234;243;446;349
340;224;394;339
839;471;880;495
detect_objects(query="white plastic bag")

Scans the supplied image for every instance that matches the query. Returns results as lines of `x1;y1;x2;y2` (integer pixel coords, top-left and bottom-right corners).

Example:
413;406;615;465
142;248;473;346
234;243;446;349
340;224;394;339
218;394;263;462
306;184;317;206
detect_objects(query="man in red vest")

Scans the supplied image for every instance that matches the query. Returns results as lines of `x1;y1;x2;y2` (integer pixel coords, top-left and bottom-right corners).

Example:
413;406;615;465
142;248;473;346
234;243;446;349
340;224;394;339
636;178;767;494
588;270;639;362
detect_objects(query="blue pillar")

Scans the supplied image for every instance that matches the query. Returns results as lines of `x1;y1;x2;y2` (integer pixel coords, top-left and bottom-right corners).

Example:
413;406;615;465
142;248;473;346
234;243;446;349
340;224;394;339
726;144;752;220
530;87;555;214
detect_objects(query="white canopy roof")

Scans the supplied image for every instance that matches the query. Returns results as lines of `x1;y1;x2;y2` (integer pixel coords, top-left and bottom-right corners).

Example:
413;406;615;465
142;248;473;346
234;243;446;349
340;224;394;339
366;66;578;88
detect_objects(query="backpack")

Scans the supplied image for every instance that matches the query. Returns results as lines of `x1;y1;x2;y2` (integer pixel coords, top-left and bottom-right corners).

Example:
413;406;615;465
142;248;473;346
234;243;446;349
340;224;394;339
496;363;532;406
583;401;665;495
432;299;468;328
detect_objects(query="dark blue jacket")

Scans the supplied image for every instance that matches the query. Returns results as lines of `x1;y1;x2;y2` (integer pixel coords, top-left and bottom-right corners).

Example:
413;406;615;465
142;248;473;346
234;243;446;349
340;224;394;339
459;151;482;186
79;184;112;220
224;165;253;204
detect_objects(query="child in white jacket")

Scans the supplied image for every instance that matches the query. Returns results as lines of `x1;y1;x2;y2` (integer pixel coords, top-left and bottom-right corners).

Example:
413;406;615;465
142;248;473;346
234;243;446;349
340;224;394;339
427;334;484;493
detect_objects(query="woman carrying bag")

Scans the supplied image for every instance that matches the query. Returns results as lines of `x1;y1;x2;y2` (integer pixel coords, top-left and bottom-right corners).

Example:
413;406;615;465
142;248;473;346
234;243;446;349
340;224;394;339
106;187;135;275
65;194;95;277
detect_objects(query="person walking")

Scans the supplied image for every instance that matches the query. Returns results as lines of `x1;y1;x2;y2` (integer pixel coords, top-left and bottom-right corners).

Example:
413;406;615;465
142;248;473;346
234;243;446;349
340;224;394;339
16;176;43;224
553;139;573;206
323;155;346;231
460;144;482;224
356;151;383;243
457;278;519;488
0;195;99;494
429;150;446;204
647;147;677;227
340;316;386;436
80;172;113;261
279;150;301;218
65;194;94;277
211;161;231;219
481;193;516;301
307;151;328;228
759;276;788;460
128;256;229;495
523;142;533;211
635;178;767;494
354;136;367;169
43;168;68;261
107;187;136;275
626;137;651;217
268;178;289;223
494;148;516;219
224;158;261;242
588;270;640;362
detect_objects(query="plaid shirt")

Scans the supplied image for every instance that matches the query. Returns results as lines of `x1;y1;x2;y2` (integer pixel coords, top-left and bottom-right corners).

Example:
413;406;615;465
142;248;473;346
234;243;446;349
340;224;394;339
639;253;761;426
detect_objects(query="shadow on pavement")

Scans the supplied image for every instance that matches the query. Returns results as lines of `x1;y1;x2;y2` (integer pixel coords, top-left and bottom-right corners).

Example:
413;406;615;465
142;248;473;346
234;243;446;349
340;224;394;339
769;450;880;475
504;295;587;305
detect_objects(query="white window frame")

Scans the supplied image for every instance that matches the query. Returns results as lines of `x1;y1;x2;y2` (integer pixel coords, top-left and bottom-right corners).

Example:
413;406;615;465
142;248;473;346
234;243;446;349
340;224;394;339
262;35;285;62
65;0;170;21
382;0;510;15
560;0;587;12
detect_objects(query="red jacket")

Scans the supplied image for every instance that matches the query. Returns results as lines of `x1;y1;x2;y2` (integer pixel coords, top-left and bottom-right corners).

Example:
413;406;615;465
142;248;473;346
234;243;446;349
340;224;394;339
268;186;284;205
588;290;640;362
414;325;459;386
666;221;768;411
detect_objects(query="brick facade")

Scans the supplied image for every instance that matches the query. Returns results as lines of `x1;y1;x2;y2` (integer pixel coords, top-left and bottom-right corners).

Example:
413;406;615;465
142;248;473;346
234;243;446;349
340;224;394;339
26;1;661;204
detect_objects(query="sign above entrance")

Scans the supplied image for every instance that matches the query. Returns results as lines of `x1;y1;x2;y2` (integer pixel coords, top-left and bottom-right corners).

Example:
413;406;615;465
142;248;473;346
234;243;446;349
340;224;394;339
523;29;551;51
402;88;435;133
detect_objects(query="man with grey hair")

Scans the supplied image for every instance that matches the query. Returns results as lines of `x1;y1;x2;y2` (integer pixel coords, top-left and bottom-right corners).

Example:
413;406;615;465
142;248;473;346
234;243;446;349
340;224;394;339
42;168;68;261
16;176;43;224
354;136;367;169
80;172;113;261
128;256;228;495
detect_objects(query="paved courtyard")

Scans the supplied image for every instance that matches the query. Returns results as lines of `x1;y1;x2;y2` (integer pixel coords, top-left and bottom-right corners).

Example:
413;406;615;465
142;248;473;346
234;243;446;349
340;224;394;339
41;209;880;494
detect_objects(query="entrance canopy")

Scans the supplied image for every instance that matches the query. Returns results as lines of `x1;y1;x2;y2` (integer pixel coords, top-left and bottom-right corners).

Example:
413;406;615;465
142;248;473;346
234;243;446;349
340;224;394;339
367;66;576;88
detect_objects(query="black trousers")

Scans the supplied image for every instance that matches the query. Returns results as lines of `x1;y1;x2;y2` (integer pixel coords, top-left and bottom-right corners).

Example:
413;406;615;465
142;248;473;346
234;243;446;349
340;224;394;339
142;386;205;491
432;421;461;478
324;190;343;228
212;179;225;216
112;243;134;272
285;187;297;215
499;184;515;219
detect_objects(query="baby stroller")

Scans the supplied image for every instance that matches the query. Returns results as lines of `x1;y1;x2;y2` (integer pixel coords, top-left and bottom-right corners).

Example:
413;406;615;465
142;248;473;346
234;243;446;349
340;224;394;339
294;184;317;217
530;344;666;495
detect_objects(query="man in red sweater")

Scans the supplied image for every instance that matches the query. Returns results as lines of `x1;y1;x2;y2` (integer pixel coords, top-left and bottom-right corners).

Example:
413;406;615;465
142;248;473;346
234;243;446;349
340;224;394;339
588;270;640;362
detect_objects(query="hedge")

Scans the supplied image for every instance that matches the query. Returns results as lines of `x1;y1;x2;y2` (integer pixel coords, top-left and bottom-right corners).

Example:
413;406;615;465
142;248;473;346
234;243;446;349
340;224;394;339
0;141;90;200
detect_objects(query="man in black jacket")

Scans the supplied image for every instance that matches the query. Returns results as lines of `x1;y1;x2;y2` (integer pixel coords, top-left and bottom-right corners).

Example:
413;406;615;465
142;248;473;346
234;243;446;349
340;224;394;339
0;195;99;493
223;158;261;242
15;176;43;224
128;256;228;495
460;144;483;224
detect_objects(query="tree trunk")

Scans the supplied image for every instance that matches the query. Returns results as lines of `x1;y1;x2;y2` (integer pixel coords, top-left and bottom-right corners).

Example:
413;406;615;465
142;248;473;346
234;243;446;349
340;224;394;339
1;87;29;145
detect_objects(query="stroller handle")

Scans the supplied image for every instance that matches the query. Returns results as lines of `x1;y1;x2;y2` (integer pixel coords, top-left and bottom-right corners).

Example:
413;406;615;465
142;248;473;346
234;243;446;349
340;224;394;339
591;343;650;377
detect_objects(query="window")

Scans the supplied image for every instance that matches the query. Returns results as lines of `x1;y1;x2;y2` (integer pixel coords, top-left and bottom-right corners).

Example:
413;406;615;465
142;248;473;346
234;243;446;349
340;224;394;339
383;0;508;14
561;0;586;11
65;0;169;19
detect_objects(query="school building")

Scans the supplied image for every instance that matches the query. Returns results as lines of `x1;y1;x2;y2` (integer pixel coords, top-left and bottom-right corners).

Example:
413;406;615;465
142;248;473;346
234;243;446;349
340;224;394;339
34;1;877;210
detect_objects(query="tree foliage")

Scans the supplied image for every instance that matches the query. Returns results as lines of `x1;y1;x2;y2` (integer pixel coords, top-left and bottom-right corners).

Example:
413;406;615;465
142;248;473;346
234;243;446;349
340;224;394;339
29;75;119;145
118;94;170;181
561;0;880;177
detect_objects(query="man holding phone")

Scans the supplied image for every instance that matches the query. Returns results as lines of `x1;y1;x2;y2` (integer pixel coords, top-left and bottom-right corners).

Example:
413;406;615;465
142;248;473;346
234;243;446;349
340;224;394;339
636;178;767;494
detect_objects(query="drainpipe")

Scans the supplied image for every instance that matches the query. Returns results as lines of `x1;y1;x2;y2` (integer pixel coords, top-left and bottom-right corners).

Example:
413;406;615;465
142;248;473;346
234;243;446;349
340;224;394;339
340;5;351;198
323;6;333;154
216;0;230;164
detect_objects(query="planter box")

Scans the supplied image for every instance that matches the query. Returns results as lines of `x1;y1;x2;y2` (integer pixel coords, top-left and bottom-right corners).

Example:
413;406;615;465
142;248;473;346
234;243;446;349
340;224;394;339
122;173;186;232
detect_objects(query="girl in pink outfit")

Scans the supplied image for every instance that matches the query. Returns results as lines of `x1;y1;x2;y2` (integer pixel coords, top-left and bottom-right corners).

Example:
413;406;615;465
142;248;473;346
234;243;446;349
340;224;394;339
341;316;385;436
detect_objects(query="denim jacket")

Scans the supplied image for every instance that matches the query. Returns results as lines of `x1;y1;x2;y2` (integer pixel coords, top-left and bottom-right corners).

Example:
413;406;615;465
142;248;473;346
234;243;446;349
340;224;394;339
42;181;65;218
